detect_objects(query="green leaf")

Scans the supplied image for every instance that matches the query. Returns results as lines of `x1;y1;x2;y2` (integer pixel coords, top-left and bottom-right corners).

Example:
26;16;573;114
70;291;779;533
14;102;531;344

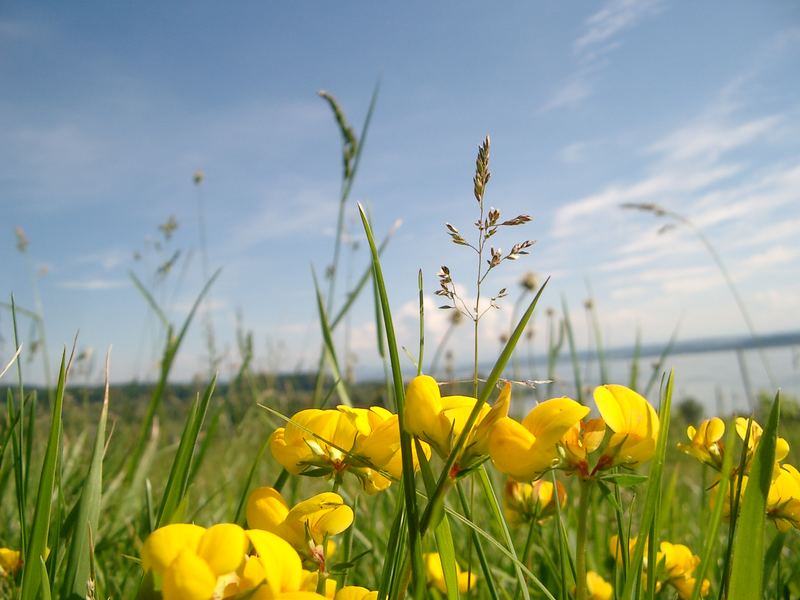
621;369;673;599
597;473;648;487
155;376;217;527
21;350;67;600
62;353;110;599
358;203;425;598
728;391;781;599
690;422;737;600
313;269;352;407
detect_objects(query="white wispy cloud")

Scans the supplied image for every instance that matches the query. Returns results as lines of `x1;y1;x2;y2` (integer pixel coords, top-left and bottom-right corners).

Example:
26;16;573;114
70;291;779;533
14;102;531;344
574;0;662;59
58;278;128;290
543;0;662;111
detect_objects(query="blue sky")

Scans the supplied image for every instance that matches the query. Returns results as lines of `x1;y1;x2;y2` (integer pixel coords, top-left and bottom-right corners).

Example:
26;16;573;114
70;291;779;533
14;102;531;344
2;1;799;385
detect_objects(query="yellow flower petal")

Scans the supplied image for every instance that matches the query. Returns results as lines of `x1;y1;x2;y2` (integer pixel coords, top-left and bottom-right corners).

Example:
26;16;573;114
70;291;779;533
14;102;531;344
522;397;590;448
247;529;304;595
247;487;291;532
489;417;557;481
141;523;205;574
334;586;379;600
162;548;217;600
196;523;247;577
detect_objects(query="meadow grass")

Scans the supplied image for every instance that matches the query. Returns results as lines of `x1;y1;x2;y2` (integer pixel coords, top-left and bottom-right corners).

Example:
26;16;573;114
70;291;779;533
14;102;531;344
1;91;797;600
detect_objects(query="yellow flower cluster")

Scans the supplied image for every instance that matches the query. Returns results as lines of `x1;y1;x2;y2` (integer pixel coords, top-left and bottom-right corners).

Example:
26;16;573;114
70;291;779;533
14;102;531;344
609;536;709;599
0;548;22;577
270;404;430;493
502;478;567;526
489;384;659;481
680;416;800;531
423;552;476;594
140;487;376;600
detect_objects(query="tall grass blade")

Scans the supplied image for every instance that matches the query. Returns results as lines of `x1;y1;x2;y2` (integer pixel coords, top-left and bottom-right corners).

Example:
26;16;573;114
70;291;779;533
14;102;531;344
454;481;500;600
420;278;550;536
155;376;217;527
357;202;425;596
727;391;780;599
20;351;67;600
643;323;679;397
313;269;353;407
621;369;673;599
561;297;583;403
126;269;220;483
477;466;531;600
690;423;737;600
234;435;272;525
63;351;110;599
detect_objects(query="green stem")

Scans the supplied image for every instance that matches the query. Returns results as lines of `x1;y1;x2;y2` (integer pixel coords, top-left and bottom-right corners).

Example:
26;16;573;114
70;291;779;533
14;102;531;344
575;479;592;600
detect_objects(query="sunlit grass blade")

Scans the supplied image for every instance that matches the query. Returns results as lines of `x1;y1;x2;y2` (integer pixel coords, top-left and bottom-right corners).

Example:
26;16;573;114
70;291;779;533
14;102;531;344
454;481;500;600
643;322;679;397
416;439;459;600
234;434;272;525
358;202;425;597
690;423;737;600
728;391;780;599
477;466;531;600
377;483;407;599
155;376;217;527
313;269;353;407
20;350;67;600
125;269;220;483
621;369;673;599
62;351;110;599
420;278;550;536
561;297;583;403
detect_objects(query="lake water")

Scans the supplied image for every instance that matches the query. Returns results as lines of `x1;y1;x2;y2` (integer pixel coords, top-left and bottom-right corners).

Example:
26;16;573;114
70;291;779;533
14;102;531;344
516;346;800;416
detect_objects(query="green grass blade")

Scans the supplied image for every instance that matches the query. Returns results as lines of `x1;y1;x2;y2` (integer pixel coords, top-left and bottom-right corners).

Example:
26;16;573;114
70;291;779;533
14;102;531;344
39;556;52;600
629;327;641;391
690;423;737;600
155;376;217;527
128;272;169;330
62;352;110;599
561;297;583;404
358;202;425;598
415;439;459;600
378;483;408;599
453;481;500;600
643;323;679;398
234;434;272;525
477;466;531;600
420;278;550;536
313;269;352;407
621;369;673;599
728;391;780;599
20;350;67;600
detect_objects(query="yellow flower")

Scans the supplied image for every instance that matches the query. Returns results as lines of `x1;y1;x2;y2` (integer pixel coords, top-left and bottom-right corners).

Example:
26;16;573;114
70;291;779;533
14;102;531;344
245;529;328;599
334;586;379;600
270;405;427;493
560;418;606;475
489;397;589;481
678;418;725;469
594;385;659;468
141;523;249;600
586;571;613;600
405;375;510;469
735;417;789;470
767;463;800;532
0;548;22;576
423;552;476;594
502;478;566;526
247;487;354;551
657;541;709;599
609;535;641;566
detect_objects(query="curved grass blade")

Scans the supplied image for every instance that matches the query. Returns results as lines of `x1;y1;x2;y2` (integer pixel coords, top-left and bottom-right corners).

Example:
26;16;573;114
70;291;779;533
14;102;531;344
454;481;500;600
155;376;217;527
20;350;67;600
727;391;780;599
234;434;272;525
358;203;425;597
313;269;352;407
690;423;737;600
621;369;673;599
419;278;550;536
62;351;111;599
